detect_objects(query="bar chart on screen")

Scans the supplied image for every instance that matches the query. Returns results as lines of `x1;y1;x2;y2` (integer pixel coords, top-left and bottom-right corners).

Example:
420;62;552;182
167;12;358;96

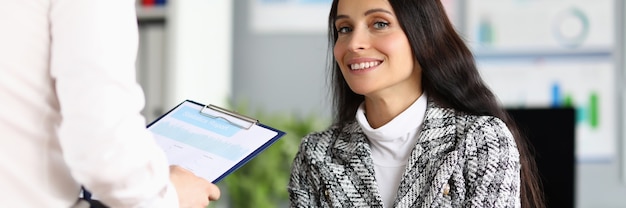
551;83;600;129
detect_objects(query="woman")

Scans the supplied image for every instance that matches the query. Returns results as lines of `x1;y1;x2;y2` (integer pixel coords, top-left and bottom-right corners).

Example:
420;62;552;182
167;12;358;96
288;0;544;207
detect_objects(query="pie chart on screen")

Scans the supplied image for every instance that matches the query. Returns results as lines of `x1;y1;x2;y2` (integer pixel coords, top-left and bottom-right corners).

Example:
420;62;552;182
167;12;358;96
553;7;589;48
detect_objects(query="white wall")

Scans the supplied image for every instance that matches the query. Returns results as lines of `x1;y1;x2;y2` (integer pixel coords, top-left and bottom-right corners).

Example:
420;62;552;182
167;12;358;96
165;1;233;109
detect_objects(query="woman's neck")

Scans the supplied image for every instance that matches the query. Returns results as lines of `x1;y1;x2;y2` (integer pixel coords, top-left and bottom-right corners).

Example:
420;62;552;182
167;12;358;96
364;91;422;129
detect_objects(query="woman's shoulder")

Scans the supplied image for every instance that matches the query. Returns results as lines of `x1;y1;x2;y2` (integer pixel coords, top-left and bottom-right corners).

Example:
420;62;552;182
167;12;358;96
297;121;361;151
456;113;519;155
456;113;508;131
298;123;342;149
458;113;511;137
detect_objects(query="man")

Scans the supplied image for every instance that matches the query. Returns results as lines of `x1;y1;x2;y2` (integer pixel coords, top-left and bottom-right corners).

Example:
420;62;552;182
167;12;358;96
0;1;220;207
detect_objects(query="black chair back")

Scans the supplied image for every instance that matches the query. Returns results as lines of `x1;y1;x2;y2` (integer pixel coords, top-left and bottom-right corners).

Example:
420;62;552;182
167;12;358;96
506;107;576;208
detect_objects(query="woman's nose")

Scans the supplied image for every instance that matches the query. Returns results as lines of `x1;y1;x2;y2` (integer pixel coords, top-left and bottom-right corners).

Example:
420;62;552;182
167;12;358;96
347;28;370;51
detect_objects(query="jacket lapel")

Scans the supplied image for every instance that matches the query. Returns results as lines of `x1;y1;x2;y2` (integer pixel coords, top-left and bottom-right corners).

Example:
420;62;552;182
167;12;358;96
329;122;384;206
395;101;458;207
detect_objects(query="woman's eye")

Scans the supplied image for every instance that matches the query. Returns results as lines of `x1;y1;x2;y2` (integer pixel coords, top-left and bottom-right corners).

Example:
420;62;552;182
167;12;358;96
337;26;352;34
373;21;389;29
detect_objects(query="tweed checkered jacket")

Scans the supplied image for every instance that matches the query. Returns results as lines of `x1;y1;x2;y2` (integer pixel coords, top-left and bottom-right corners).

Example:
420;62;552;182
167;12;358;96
288;101;521;208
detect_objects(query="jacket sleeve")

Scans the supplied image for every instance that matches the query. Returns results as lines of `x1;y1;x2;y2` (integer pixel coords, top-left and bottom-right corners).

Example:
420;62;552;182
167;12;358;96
288;136;318;207
463;116;521;208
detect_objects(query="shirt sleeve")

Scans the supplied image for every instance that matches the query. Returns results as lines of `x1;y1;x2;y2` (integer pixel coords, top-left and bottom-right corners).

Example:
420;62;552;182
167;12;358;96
49;0;178;207
288;136;317;207
464;117;521;208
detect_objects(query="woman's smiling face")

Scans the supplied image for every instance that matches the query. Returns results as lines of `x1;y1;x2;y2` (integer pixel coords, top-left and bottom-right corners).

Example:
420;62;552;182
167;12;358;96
333;0;421;98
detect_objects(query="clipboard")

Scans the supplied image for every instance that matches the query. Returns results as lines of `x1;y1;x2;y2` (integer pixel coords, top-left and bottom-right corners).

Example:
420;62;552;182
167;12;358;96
148;100;286;183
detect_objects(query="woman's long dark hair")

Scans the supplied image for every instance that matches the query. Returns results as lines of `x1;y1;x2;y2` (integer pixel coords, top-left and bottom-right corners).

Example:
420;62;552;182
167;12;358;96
327;0;544;207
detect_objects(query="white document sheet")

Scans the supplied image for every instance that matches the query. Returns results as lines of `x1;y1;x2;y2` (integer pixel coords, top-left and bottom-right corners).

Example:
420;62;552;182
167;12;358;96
148;100;285;183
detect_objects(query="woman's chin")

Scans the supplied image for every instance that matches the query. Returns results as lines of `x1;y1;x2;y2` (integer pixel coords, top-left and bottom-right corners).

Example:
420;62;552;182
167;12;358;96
348;87;373;96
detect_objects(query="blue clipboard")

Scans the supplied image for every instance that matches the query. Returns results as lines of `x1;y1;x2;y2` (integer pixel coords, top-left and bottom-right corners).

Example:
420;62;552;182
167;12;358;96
147;100;286;183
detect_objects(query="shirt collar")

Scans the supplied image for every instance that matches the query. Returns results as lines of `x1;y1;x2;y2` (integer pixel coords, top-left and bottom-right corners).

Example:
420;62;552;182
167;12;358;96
356;93;428;141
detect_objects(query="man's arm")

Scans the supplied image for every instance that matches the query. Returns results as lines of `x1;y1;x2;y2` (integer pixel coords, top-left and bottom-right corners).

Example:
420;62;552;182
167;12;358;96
50;1;177;207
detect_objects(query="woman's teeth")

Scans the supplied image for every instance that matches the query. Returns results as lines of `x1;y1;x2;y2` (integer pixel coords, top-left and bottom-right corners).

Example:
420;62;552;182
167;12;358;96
350;61;380;70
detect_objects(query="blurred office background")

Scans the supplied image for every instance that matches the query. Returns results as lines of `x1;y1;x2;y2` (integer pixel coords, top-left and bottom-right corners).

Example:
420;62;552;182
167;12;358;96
135;0;625;207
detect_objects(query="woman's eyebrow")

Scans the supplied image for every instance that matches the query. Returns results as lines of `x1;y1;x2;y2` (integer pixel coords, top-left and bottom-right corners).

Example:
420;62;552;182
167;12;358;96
334;8;393;21
364;8;392;16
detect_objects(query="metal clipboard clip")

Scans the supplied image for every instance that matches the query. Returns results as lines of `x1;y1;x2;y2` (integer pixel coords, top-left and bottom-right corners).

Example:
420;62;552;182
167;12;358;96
199;104;258;130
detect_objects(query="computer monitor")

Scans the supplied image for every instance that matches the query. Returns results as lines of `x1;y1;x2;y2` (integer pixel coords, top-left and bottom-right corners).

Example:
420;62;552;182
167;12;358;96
506;107;576;208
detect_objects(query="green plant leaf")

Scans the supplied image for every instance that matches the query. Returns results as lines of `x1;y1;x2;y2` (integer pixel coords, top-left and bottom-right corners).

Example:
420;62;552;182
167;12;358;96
219;101;330;208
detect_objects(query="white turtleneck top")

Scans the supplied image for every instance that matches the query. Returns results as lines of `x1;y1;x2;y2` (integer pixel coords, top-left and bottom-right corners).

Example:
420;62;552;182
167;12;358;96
356;93;428;208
